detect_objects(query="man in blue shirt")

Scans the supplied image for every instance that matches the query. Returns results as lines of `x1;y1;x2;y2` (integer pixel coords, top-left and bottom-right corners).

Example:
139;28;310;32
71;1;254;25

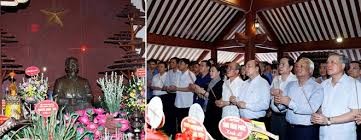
146;59;158;102
272;58;323;140
191;60;211;111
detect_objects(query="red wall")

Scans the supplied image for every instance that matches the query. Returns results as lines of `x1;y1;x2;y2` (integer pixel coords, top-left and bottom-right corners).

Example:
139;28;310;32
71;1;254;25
0;0;136;100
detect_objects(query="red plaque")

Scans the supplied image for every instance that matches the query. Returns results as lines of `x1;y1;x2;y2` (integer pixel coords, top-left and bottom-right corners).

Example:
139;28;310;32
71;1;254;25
0;115;9;124
181;117;207;140
218;116;250;140
25;66;40;76
136;68;146;78
34;100;59;118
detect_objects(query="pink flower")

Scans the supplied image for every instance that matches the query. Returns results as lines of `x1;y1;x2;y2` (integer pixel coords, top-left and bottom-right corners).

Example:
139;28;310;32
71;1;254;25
93;108;105;115
97;117;107;126
64;113;70;121
119;121;130;132
78;116;90;125
76;110;86;116
84;136;90;140
86;123;98;132
77;127;84;134
93;118;99;124
94;130;102;138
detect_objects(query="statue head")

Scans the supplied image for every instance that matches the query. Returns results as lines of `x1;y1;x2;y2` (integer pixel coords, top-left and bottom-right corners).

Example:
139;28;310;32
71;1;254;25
65;57;79;77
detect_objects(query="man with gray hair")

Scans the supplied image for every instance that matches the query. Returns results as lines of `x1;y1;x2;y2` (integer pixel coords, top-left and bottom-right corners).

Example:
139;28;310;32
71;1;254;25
272;57;323;140
312;53;361;140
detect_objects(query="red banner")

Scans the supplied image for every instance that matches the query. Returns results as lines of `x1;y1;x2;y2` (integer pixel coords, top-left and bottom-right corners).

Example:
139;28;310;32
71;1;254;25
219;116;250;140
25;66;40;76
35;100;58;118
181;117;207;140
0;115;8;124
136;68;146;78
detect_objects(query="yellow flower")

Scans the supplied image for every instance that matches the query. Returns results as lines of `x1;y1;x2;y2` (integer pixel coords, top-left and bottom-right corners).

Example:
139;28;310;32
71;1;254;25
130;92;136;98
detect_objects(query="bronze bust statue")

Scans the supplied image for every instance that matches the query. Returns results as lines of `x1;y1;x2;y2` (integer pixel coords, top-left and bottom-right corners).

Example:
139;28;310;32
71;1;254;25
53;57;93;112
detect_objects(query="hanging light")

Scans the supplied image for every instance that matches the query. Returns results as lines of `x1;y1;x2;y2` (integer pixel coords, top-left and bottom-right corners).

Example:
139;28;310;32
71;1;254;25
42;67;47;72
336;37;343;43
255;19;260;28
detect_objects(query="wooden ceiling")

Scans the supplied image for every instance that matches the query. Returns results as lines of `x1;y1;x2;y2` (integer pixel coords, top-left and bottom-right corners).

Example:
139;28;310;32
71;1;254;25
147;0;361;63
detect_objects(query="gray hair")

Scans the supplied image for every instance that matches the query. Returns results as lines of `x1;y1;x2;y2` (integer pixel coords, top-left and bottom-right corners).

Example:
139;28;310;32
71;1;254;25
299;57;314;74
328;52;350;71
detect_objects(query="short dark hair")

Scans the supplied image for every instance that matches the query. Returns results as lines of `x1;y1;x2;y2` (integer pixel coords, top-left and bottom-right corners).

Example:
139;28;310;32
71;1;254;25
65;57;78;66
350;61;361;67
147;59;157;64
190;61;199;66
169;57;180;64
280;56;295;67
201;60;211;68
179;58;190;65
158;61;168;69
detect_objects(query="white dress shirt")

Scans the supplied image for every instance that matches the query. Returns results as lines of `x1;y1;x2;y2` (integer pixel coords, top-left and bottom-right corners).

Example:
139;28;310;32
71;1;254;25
276;79;324;125
222;76;244;118
151;72;168;96
270;73;297;113
320;74;361;140
238;75;270;119
164;69;180;93
175;70;196;108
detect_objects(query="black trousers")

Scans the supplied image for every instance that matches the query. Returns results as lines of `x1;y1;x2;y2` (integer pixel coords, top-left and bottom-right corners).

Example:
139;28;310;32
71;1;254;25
287;124;319;140
157;93;176;137
175;107;190;133
270;113;287;140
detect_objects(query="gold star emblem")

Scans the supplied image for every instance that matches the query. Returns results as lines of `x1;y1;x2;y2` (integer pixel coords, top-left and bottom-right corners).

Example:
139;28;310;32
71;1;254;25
40;9;68;27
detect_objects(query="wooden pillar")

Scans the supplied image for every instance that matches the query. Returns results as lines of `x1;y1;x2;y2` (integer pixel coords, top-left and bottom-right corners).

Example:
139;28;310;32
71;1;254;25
244;11;256;63
277;48;283;61
211;47;217;63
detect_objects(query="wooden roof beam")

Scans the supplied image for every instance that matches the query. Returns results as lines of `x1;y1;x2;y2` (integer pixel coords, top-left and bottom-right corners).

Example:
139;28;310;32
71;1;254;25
255;0;313;11
148;33;213;49
232;54;244;62
281;38;361;52
197;50;210;62
214;11;244;42
211;0;251;12
218;46;277;53
214;39;278;50
257;13;282;49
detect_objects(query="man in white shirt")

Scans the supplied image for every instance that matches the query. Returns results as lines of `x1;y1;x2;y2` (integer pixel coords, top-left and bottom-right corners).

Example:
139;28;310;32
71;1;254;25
162;57;180;136
273;58;323;140
151;61;168;98
168;58;196;133
311;53;361;140
270;56;297;140
231;60;270;120
215;62;244;118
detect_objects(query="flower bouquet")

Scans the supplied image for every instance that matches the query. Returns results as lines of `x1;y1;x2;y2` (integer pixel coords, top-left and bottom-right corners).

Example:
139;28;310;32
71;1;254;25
97;72;125;114
75;108;131;140
121;75;146;115
18;73;48;103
